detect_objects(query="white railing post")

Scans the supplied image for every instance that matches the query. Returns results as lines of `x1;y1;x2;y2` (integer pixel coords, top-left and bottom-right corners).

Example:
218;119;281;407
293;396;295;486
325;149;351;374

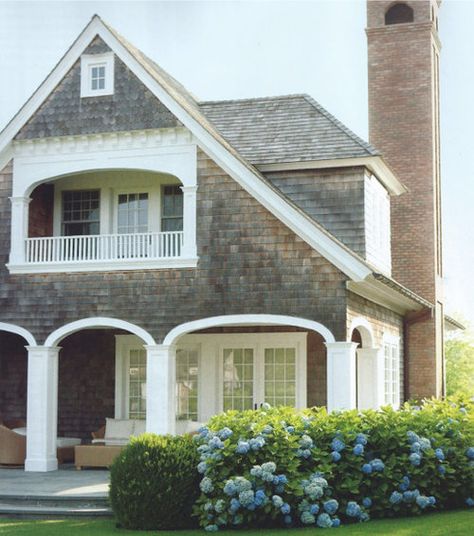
9;196;31;265
181;186;197;258
145;344;176;435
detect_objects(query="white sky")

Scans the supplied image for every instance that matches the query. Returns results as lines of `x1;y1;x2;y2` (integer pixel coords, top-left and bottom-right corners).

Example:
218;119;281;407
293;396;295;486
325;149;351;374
0;0;472;324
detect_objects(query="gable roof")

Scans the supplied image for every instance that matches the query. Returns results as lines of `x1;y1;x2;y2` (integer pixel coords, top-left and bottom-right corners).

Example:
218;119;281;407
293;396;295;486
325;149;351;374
200;94;379;165
0;15;426;315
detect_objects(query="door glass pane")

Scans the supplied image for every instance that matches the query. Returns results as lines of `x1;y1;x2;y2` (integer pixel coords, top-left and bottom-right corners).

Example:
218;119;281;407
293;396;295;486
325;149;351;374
129;349;146;419
223;348;254;411
176;348;199;421
264;347;297;407
117;192;149;234
161;185;183;232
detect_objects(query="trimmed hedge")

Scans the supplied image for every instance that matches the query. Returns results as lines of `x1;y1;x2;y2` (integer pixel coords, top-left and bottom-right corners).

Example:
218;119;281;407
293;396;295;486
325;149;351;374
109;433;200;530
193;398;474;531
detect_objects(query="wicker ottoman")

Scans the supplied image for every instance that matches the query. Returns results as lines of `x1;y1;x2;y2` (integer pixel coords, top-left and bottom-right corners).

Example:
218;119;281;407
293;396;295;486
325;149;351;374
75;444;124;470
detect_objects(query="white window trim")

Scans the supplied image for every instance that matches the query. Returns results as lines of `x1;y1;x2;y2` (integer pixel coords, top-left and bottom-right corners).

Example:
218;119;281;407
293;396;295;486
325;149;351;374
115;335;145;419
176;343;202;423
80;52;114;97
382;332;401;409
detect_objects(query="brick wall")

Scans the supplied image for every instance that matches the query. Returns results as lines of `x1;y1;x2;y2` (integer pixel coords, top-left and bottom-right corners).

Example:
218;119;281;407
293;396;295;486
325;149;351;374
0;149;349;345
0;332;27;423
367;0;443;398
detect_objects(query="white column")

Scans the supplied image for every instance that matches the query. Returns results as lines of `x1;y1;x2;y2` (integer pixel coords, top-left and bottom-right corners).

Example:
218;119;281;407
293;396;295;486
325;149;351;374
25;346;60;472
325;342;358;412
145;344;176;435
9;196;31;265
180;186;197;258
357;348;384;410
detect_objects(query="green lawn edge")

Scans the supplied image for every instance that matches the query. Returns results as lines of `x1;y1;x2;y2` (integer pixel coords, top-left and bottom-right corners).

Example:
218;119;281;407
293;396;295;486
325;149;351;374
0;510;473;535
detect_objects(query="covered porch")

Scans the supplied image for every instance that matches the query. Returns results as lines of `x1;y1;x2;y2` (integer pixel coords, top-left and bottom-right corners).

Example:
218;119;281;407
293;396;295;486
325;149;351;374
0;314;385;472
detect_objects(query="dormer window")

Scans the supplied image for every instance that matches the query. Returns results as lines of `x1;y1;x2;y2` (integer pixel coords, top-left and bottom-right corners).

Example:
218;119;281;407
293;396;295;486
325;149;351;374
80;52;114;97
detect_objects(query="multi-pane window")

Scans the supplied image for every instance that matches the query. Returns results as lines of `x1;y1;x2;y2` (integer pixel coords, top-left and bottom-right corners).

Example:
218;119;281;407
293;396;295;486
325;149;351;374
384;339;400;407
117;193;148;234
90;64;106;90
264;348;296;407
128;349;147;420
161;185;183;232
223;348;254;411
62;190;100;236
176;348;199;421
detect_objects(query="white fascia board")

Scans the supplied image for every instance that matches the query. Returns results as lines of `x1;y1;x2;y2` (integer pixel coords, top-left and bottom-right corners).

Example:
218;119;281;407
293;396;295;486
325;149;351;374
0;16;371;282
346;276;424;316
258;156;407;196
7;257;199;274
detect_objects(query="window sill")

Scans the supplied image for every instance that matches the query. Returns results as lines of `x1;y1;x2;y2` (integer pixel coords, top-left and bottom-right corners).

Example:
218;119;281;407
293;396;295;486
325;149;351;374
6;257;198;274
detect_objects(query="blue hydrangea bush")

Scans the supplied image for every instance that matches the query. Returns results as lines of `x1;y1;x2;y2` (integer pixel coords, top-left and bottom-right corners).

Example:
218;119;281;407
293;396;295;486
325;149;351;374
193;397;474;531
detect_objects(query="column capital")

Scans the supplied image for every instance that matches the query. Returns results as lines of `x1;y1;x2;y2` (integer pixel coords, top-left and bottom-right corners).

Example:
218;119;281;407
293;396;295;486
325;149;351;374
26;346;62;357
9;195;32;205
144;343;176;353
325;341;359;351
180;185;198;194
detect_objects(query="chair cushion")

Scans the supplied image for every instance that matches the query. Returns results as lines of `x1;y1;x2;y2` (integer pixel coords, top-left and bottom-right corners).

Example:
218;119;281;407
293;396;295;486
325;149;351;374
105;418;134;441
56;437;81;448
12;427;27;436
132;419;146;436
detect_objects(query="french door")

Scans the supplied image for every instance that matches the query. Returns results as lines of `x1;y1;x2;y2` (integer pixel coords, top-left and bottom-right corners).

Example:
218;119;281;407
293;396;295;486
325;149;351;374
222;344;299;411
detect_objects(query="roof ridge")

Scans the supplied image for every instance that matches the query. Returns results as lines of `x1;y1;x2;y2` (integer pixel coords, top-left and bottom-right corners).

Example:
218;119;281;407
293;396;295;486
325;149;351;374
302;95;379;156
200;94;309;105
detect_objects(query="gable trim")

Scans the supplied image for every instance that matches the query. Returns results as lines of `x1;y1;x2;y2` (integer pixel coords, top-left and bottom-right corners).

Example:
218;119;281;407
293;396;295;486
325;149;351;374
0;16;373;282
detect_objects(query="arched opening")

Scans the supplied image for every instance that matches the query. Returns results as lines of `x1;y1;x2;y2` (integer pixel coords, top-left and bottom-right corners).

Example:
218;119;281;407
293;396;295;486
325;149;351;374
162;315;335;433
385;3;414;25
0;326;35;466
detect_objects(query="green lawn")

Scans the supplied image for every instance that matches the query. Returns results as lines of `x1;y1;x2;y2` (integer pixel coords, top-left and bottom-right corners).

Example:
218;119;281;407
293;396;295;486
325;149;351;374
0;510;473;535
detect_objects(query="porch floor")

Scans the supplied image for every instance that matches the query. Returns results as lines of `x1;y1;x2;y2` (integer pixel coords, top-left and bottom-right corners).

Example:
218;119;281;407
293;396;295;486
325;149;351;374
0;466;109;498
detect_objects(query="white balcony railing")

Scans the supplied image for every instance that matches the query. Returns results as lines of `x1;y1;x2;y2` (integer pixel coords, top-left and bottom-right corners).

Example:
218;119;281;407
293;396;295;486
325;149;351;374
24;231;183;264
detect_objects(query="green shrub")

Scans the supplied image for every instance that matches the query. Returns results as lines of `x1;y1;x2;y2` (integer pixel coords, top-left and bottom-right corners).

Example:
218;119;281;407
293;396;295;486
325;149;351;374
193;397;474;531
109;433;200;530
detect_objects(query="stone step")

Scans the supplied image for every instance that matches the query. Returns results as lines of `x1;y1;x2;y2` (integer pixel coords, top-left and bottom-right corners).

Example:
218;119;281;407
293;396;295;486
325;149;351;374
0;494;112;518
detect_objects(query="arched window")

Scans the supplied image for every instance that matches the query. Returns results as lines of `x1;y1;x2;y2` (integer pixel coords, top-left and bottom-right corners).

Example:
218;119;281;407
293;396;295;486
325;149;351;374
385;3;414;25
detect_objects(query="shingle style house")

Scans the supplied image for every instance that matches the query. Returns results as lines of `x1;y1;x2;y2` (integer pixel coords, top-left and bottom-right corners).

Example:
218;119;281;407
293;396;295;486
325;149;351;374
0;0;450;472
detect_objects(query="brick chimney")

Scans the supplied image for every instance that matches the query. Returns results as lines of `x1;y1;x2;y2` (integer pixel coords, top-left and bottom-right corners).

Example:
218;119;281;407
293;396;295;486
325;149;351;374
366;1;444;399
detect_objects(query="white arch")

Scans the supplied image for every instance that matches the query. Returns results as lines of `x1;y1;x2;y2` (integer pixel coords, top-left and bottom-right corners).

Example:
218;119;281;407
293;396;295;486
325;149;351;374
0;322;37;346
349;317;375;348
44;317;156;347
163;314;336;345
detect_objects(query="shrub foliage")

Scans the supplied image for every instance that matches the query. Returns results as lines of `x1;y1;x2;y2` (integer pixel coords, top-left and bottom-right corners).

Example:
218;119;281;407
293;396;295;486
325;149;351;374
109;433;200;530
193;398;474;531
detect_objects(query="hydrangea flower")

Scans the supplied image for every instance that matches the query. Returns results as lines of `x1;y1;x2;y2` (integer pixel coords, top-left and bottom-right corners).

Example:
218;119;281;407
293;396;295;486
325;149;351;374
281;503;291;515
284;515;292;524
262;424;273;435
410;442;421;453
399;476;410;491
438;465;446;476
428;496;436;506
209;436;224;450
234;477;252;493
466;447;474;460
460;407;467;415
407;431;420;444
297;449;312;459
277;474;288;485
419;437;431;451
310;504;320;515
332;517;341;527
200;477;214;494
362;497;372;508
235;441;250;454
261;402;271;410
286;426;295;434
214;499;226;514
272;495;284;508
198;461;208;474
198;444;210;454
300;435;314;449
261;461;276;473
355;433;368;446
204;524;218;532
217;427;232;440
323;499;339;515
360;512;370;522
250;436;265;450
300;511;316;525
416;495;430;509
198;425;210;437
250;465;263;478
403;490;417;503
371;458;385;472
345;501;361;518
254;489;267;506
353;444;364;456
331;438;345;452
317;513;333;528
435;448;445;461
229;498;240;513
223;480;237;496
466;497;474;507
361;462;372;474
409;453;422;466
239;489;255;507
304;483;324;500
390;491;402;504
